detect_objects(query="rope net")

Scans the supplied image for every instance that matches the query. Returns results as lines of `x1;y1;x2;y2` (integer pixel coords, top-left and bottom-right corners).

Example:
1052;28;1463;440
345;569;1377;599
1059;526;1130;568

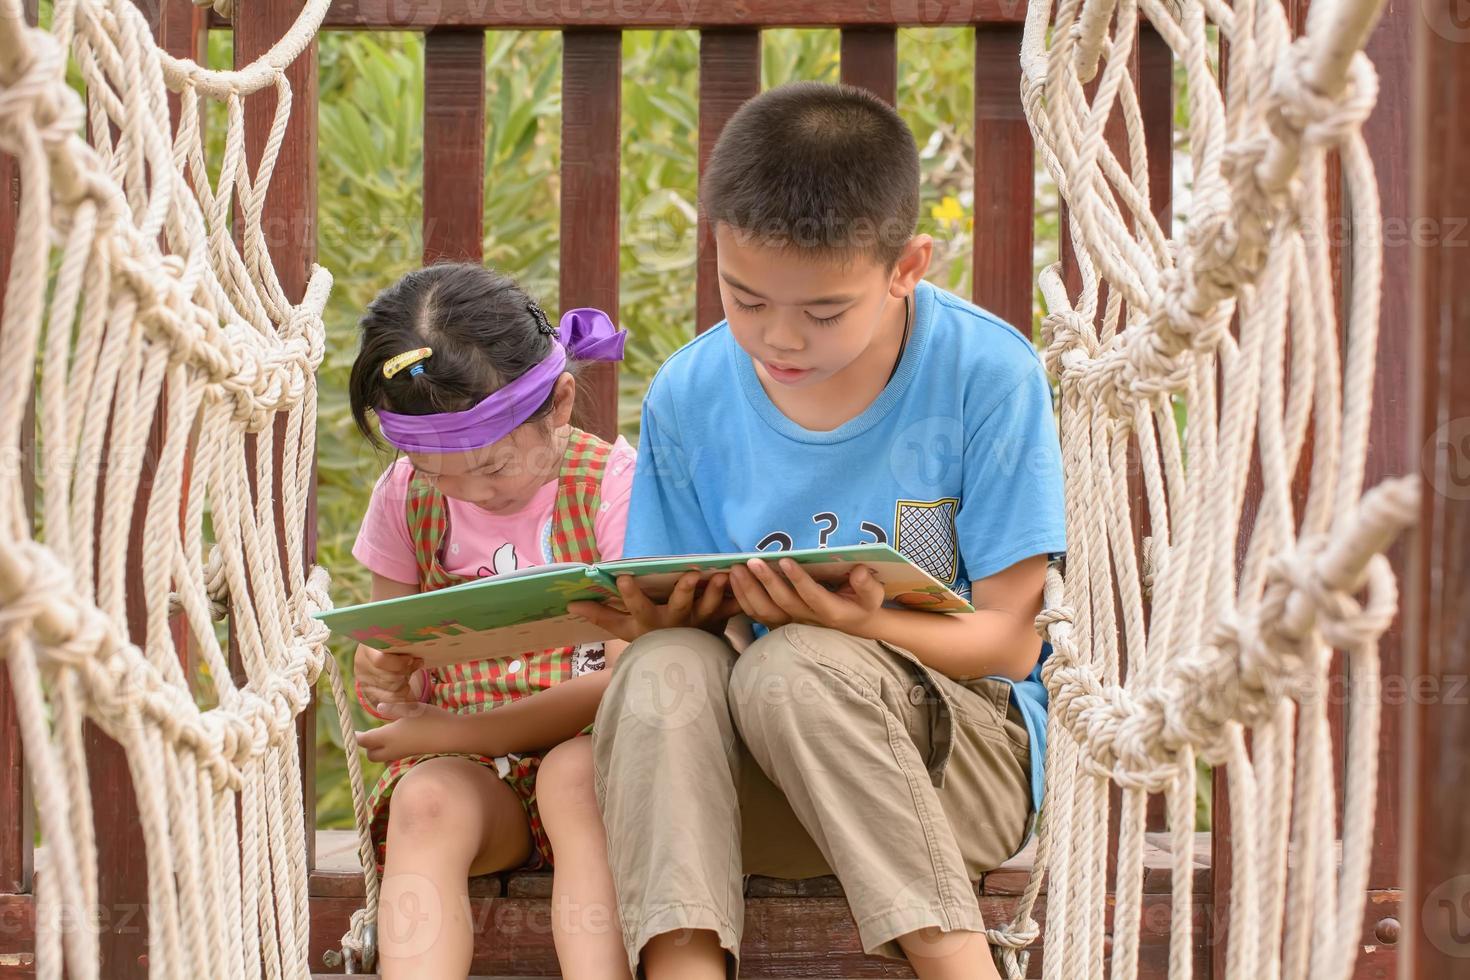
0;0;1418;978
0;1;378;976
985;0;1417;977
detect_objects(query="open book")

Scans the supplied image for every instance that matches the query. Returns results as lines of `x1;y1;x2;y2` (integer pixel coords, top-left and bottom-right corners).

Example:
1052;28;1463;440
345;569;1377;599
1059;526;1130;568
315;543;973;668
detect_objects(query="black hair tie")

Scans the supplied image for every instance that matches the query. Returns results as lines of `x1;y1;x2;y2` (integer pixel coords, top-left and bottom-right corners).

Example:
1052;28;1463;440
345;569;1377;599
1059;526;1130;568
527;300;556;338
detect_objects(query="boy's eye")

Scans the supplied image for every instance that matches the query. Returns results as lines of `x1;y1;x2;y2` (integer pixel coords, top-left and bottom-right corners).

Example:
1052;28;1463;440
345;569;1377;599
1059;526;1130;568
805;310;845;326
731;297;765;314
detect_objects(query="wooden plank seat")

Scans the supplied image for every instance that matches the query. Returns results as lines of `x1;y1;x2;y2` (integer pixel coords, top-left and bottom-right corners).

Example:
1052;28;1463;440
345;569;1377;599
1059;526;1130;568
305;831;1211;978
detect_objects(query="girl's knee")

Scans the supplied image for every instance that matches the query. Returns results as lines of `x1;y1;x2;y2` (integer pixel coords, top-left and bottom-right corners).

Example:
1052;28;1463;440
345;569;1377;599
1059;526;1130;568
537;739;602;833
539;738;595;797
388;763;488;839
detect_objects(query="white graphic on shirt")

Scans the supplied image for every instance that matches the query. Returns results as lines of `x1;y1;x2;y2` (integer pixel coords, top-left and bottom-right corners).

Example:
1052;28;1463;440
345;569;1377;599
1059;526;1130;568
475;541;520;579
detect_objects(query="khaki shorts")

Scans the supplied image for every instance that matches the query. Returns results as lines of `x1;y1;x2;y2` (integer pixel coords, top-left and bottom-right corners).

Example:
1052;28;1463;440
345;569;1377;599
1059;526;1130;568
592;625;1032;976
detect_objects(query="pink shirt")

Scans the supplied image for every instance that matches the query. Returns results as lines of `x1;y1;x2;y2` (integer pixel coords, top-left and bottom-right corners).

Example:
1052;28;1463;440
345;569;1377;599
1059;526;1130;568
352;436;636;584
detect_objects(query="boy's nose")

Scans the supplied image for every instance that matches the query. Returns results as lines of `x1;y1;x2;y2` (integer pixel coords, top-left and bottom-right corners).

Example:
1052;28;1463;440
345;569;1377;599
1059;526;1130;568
764;315;806;353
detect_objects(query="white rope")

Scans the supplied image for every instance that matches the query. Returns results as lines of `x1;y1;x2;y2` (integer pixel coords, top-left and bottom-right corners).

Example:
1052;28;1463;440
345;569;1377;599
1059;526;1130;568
0;1;1414;978
987;0;1415;977
0;1;378;976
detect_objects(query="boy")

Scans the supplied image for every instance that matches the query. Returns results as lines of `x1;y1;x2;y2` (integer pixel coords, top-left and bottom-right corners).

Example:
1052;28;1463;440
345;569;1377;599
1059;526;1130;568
568;81;1064;980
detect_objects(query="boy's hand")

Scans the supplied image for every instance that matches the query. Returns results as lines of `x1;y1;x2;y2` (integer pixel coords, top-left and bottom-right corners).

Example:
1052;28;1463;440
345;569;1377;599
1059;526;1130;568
354;643;423;709
355;702;495;763
729;558;886;635
567;571;740;643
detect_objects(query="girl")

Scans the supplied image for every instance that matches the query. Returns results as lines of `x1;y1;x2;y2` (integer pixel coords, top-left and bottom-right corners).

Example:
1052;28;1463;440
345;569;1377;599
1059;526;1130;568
347;263;635;980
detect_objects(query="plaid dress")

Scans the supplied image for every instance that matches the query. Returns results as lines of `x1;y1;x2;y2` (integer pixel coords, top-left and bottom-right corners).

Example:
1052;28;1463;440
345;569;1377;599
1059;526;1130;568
366;428;613;870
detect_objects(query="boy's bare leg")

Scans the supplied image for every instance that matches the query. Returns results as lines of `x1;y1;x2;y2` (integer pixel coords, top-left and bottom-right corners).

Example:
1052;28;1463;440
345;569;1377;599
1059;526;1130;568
538;737;634;980
642;929;727;980
900;929;1002;980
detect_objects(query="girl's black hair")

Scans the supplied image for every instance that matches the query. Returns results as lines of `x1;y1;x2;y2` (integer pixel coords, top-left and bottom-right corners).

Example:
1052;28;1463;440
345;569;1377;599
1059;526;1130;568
349;263;564;449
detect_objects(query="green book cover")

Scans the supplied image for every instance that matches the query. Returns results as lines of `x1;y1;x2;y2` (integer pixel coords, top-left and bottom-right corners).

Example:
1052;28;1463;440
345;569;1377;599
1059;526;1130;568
315;543;972;668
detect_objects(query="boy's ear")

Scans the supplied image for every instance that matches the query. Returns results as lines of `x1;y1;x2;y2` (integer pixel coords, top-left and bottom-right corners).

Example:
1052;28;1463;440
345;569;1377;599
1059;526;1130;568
890;234;934;299
552;372;577;428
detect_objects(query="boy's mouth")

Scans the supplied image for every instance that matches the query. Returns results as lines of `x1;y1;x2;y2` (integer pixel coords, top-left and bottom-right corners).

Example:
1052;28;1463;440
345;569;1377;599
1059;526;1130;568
763;361;814;385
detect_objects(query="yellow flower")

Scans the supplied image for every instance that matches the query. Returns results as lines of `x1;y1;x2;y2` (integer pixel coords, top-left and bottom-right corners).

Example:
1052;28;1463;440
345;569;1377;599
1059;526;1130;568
931;195;966;225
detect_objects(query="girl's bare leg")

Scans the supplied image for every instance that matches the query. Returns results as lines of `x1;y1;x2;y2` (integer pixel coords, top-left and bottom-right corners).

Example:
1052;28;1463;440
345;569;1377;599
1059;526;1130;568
378;756;533;980
538;737;634;980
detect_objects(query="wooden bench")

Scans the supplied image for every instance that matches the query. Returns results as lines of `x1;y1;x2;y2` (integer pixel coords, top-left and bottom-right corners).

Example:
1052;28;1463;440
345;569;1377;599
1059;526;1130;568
308;831;1213;977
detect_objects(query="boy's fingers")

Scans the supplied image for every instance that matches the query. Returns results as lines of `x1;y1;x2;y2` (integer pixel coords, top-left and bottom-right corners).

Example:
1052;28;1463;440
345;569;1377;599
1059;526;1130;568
850;566;886;607
665;572;700;621
695;573;730;621
567;599;611;622
616;575;659;622
732;565;782;623
567;600;632;636
729;567;758;620
748;559;812;618
779;559;840;615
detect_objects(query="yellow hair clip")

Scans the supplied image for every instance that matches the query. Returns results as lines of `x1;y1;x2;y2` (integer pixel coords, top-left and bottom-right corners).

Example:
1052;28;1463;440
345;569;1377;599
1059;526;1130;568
383;347;433;380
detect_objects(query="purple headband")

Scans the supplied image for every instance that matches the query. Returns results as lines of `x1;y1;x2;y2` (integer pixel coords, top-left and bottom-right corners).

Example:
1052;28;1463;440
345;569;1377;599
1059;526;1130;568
375;308;627;454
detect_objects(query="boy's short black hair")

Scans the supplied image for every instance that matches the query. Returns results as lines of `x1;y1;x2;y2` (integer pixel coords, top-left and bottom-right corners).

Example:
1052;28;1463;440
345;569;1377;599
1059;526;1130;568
701;81;921;267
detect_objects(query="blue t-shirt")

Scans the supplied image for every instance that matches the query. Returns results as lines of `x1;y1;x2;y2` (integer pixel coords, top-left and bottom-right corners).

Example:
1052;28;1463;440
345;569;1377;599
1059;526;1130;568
624;280;1066;808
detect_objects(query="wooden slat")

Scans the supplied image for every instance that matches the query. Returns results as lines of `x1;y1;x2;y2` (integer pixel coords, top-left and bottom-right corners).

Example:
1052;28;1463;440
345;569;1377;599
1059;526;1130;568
0;894;34;978
311;828;1214;898
237;1;1025;30
1405;0;1470;972
82;5;160;974
84;418;162;980
76;7;203;971
0;0;37;901
424;29;487;265
839;27;897;105
1138;25;1172;836
560;31;622;439
972;26;1033;332
308;892;1210;978
157;0;210;127
1358;0;1410;895
695;30;761;333
237;0;321;871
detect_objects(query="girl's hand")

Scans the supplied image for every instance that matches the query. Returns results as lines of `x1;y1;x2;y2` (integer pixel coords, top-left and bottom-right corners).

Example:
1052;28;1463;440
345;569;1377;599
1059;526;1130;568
729;559;886;635
354;643;423;709
355;703;498;763
567;572;741;643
